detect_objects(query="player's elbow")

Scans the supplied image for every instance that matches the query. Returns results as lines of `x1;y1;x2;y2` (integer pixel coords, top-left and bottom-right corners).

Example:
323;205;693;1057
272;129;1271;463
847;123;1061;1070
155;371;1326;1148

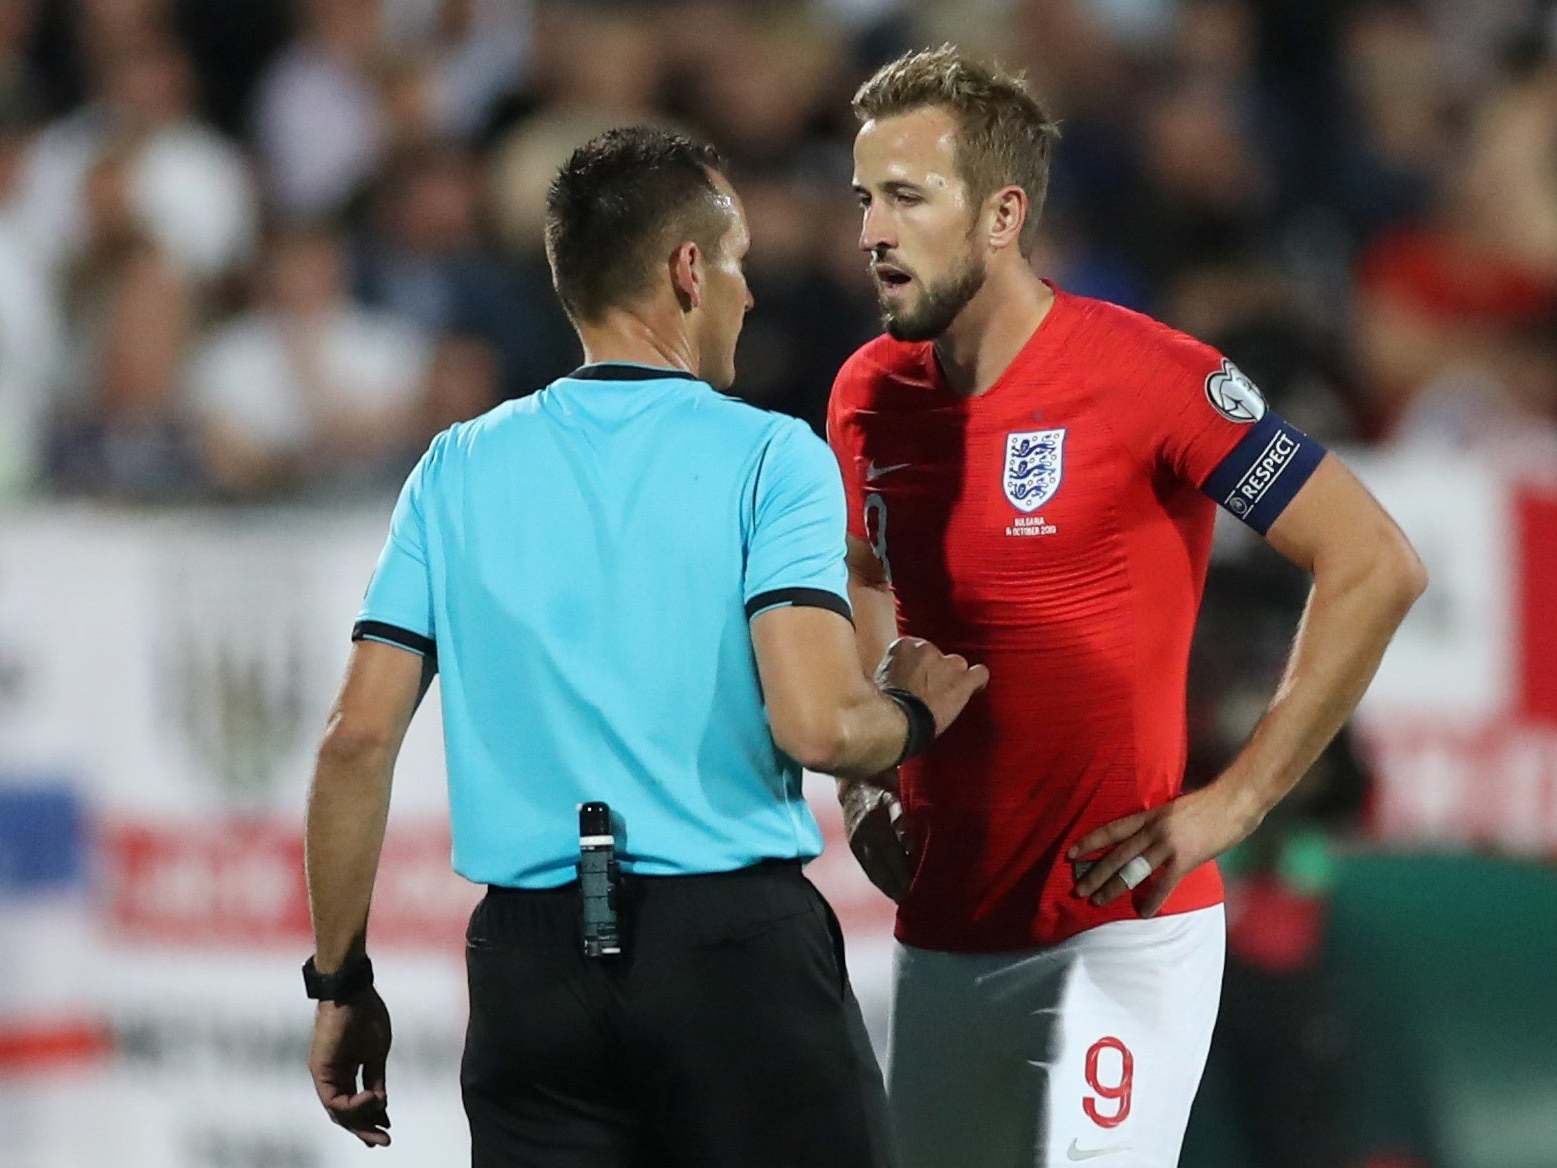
1399;546;1429;609
1344;526;1427;621
316;710;398;769
1375;528;1428;616
1316;515;1427;618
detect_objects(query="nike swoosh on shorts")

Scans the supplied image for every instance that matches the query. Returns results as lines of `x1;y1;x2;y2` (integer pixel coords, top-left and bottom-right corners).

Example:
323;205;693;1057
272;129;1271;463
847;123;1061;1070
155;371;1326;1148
1067;1139;1132;1161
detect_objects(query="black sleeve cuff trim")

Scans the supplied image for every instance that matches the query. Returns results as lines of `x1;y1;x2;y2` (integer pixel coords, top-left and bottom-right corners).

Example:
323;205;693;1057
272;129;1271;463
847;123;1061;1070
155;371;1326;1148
352;620;436;659
745;587;853;624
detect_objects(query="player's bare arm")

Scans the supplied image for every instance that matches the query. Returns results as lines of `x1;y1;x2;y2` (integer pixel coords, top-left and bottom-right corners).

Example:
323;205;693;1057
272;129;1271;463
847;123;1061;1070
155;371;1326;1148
1074;453;1428;914
304;640;429;1148
837;534;918;901
751;601;988;783
844;534;897;678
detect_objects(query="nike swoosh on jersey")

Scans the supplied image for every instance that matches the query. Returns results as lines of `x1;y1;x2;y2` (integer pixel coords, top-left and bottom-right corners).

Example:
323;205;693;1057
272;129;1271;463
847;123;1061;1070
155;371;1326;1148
865;461;912;481
1067;1140;1132;1161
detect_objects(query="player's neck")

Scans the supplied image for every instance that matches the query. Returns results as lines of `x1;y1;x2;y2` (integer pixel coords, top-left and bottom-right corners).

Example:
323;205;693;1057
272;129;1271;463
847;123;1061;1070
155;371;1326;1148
933;266;1055;399
576;308;699;381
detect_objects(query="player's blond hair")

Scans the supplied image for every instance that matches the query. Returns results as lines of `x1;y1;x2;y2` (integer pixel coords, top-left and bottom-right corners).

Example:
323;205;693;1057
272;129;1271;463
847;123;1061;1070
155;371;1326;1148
853;45;1061;256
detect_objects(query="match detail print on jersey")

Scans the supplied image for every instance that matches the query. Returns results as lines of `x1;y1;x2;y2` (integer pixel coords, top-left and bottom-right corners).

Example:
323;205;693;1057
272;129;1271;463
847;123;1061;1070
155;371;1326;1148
1199;406;1326;535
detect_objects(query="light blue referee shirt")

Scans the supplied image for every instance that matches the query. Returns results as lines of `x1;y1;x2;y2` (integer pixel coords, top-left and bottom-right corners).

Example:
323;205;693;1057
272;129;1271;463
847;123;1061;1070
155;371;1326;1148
354;363;851;888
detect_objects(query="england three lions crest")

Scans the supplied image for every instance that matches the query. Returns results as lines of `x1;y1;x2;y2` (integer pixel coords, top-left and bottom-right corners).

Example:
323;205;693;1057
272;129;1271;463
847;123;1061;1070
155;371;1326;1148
1004;428;1066;513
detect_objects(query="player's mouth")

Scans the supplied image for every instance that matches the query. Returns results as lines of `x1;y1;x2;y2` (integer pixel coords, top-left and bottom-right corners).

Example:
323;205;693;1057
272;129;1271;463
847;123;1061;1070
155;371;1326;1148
873;263;914;295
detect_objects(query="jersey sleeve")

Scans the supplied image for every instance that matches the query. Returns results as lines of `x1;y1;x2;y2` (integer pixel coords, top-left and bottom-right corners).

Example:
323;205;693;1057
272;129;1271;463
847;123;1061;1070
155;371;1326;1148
354;445;437;659
826;361;868;542
1114;331;1326;536
743;417;852;623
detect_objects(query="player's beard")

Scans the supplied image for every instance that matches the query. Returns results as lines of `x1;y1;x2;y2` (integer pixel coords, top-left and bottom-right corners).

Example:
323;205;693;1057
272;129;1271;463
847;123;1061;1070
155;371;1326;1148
880;248;988;342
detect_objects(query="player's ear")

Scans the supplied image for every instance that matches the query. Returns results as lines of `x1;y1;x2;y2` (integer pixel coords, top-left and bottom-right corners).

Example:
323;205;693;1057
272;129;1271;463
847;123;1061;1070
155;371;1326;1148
986;185;1028;253
670;240;702;312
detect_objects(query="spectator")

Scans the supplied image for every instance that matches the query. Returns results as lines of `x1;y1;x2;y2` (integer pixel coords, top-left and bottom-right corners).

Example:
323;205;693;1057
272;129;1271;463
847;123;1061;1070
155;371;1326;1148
0;0;43;112
1018;0;1154;278
1352;39;1557;438
670;13;842;172
1329;1;1456;248
253;0;386;217
48;144;197;498
727;167;877;433
185;224;432;498
1455;37;1557;279
1388;316;1557;461
525;2;663;118
488;2;665;253
20;27;255;283
1117;75;1273;300
421;331;500;435
27;0;172;116
0;96;60;496
381;0;531;140
355;143;566;398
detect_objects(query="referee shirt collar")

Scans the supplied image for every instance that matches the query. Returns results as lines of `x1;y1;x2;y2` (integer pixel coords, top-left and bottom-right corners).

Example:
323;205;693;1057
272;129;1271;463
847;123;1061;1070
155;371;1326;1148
568;362;700;383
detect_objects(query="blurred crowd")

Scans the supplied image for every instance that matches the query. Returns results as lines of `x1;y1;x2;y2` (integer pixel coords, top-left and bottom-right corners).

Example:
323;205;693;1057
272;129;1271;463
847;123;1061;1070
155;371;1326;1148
0;0;1554;503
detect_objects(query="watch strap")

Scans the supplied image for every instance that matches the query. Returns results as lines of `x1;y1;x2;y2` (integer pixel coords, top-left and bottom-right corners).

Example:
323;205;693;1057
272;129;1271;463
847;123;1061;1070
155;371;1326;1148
302;953;374;1002
882;687;936;766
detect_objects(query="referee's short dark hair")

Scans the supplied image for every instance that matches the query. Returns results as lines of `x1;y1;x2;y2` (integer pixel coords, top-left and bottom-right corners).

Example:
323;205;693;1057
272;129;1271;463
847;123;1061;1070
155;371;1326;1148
545;126;729;325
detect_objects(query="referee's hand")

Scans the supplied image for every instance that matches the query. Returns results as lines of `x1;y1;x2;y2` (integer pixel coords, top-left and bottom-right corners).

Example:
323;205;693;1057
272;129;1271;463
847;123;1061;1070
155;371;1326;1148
309;988;393;1148
875;636;991;736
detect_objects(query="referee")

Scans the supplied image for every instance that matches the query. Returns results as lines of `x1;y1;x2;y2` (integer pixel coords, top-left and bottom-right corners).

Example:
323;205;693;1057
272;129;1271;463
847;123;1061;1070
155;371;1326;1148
302;127;988;1167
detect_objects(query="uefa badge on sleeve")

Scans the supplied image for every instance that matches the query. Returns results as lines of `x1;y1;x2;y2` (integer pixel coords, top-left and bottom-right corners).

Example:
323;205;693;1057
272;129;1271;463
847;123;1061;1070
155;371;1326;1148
1204;359;1267;423
1003;429;1066;513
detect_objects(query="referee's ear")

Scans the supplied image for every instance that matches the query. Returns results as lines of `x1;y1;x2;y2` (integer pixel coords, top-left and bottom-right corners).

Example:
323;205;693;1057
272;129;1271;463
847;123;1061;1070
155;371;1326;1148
670;240;703;312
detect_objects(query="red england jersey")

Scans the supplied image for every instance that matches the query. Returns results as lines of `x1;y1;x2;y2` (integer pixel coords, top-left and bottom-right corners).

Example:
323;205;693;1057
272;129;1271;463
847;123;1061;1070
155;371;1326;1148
827;286;1324;951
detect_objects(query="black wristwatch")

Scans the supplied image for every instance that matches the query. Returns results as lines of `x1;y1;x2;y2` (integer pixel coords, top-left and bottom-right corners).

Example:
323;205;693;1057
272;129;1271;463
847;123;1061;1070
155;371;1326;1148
882;687;936;766
302;953;375;1002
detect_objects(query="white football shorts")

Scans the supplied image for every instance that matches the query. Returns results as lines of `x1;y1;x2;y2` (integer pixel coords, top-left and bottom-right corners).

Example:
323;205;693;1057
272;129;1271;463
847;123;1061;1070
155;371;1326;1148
886;905;1225;1168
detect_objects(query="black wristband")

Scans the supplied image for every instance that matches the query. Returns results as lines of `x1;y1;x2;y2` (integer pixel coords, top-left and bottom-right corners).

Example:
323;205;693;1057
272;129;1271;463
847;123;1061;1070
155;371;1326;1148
303;954;374;1002
882;687;936;766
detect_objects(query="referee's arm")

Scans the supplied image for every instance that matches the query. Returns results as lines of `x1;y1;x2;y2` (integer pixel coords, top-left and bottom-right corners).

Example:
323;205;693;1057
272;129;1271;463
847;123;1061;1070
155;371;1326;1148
753;605;981;778
746;422;986;777
301;639;428;1148
305;640;428;973
308;442;438;976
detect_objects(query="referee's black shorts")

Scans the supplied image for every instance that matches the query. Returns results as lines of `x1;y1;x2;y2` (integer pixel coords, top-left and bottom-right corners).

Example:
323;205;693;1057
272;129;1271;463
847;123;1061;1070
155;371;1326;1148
460;860;896;1168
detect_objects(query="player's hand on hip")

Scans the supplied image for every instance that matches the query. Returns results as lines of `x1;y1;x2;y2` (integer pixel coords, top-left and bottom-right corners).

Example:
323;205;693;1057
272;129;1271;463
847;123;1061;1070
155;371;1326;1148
309;987;393;1147
1068;784;1263;917
875;637;991;734
838;775;915;903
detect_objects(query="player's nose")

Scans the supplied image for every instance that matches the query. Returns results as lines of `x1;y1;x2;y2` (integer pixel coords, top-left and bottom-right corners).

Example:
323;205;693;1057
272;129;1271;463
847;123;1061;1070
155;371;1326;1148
859;204;894;253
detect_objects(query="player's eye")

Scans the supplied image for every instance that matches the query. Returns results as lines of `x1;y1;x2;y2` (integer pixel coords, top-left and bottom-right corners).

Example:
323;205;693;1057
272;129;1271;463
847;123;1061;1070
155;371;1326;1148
895;193;921;206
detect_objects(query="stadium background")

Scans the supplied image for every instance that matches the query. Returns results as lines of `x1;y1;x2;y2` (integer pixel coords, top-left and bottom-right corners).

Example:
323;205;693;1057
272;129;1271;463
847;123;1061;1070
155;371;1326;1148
0;1;1555;1165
